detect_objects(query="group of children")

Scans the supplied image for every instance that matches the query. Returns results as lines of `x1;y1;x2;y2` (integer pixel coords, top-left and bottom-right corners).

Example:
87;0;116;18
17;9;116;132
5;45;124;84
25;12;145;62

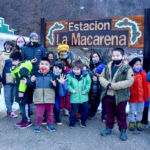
0;37;150;141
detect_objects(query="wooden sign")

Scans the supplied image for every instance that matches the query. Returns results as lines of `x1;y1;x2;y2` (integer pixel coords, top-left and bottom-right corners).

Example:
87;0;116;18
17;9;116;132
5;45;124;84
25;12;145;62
45;15;144;48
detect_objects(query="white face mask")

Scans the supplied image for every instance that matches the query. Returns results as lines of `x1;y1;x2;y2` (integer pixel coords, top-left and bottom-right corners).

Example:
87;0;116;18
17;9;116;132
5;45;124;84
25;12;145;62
17;43;25;48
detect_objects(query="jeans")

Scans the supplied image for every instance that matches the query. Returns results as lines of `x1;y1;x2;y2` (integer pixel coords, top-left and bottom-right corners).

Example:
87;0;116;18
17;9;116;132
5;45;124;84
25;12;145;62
4;85;16;113
19;104;31;122
36;104;54;126
54;96;61;122
69;101;88;125
129;102;144;122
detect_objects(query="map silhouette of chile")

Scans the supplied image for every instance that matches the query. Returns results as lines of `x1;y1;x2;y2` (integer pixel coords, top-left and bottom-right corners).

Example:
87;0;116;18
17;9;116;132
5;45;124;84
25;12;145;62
115;18;142;45
47;22;64;45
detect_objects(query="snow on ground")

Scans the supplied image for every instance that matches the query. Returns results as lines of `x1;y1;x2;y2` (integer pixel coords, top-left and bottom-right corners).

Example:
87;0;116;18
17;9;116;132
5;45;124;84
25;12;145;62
0;88;19;118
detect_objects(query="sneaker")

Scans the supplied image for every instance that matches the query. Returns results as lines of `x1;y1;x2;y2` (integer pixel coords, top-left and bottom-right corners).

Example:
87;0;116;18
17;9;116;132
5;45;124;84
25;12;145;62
80;121;86;128
69;123;75;129
56;121;63;126
136;122;144;131
42;118;47;125
101;126;112;136
15;121;24;127
7;112;18;118
18;122;32;129
128;122;135;131
120;129;127;141
46;124;56;132
34;126;41;133
64;109;69;116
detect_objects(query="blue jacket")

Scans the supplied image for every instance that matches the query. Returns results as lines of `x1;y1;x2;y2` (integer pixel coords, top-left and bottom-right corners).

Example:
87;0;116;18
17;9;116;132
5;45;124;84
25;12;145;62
0;59;14;85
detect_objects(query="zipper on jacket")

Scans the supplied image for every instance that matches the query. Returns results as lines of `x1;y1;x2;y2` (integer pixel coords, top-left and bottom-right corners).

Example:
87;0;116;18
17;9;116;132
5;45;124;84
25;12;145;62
43;75;45;103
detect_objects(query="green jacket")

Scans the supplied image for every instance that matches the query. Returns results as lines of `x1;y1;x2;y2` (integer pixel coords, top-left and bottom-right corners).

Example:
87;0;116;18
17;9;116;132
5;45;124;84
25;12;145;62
67;70;91;104
99;61;134;104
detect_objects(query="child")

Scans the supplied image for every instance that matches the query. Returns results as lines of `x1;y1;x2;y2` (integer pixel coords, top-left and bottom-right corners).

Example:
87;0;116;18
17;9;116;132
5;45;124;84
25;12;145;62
99;48;134;141
53;61;67;125
128;56;148;131
26;57;66;132
57;45;72;116
88;52;106;120
10;51;33;128
67;59;91;128
0;44;17;118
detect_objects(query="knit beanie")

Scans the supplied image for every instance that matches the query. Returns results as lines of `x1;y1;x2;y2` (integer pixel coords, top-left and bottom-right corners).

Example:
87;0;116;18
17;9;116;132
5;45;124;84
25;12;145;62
128;55;141;67
57;44;70;53
29;32;39;40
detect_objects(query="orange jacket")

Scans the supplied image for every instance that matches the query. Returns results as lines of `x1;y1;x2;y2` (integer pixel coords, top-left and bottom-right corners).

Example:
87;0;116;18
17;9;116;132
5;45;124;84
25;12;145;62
129;72;148;103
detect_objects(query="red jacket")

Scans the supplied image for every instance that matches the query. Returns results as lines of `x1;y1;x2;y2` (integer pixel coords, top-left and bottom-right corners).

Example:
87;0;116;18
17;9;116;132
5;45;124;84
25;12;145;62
129;72;148;103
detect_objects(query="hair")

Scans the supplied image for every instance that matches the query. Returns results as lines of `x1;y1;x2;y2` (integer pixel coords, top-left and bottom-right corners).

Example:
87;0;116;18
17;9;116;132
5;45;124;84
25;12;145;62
16;36;26;50
3;40;14;48
47;51;55;58
112;47;125;56
72;59;84;70
90;52;102;65
53;61;65;73
40;57;50;64
10;51;23;61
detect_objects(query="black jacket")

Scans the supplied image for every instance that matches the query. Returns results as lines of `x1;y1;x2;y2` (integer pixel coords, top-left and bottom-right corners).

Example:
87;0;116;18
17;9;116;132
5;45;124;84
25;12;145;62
21;42;46;74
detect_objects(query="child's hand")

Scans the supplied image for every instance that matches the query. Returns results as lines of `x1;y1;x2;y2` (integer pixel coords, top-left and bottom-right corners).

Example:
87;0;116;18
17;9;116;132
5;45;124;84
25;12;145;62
11;65;16;70
21;77;27;84
31;75;36;82
31;58;37;64
57;74;67;84
81;91;85;94
92;76;97;81
72;90;76;94
19;92;24;98
51;80;56;87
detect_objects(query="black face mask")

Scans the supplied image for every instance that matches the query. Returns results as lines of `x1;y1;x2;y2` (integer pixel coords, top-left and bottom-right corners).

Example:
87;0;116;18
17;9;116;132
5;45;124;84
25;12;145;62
113;59;122;65
31;42;38;47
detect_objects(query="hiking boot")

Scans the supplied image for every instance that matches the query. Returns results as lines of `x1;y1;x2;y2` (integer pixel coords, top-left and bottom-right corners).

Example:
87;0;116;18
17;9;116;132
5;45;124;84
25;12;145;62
128;122;135;131
120;129;127;141
18;122;32;129
69;123;75;129
7;112;18;118
46;124;56;132
34;126;41;133
136;122;144;131
101;126;112;136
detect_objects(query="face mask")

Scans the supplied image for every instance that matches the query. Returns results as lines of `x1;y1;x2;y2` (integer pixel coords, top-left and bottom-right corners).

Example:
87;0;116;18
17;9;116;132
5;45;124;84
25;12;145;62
113;59;122;65
5;47;12;53
133;67;142;72
31;42;38;47
17;43;25;48
60;52;68;59
39;67;49;74
92;58;99;64
53;70;61;76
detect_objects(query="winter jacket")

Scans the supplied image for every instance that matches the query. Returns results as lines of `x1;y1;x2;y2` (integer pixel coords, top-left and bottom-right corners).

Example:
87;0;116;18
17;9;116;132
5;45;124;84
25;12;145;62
67;70;91;104
10;60;33;104
99;61;134;104
130;72;148;103
89;63;105;95
0;59;15;85
146;71;150;98
28;71;67;104
21;42;46;74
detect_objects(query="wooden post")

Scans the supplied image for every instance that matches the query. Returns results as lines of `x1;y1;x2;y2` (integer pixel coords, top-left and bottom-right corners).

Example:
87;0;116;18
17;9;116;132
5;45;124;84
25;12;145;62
144;8;150;72
40;18;45;47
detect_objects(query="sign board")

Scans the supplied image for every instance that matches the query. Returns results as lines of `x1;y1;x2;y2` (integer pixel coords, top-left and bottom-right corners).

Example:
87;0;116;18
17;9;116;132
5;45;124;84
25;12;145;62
0;17;14;34
45;15;144;48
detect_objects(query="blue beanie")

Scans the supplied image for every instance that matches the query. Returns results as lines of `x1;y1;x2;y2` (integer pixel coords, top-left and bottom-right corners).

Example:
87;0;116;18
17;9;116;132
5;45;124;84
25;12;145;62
29;32;39;39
